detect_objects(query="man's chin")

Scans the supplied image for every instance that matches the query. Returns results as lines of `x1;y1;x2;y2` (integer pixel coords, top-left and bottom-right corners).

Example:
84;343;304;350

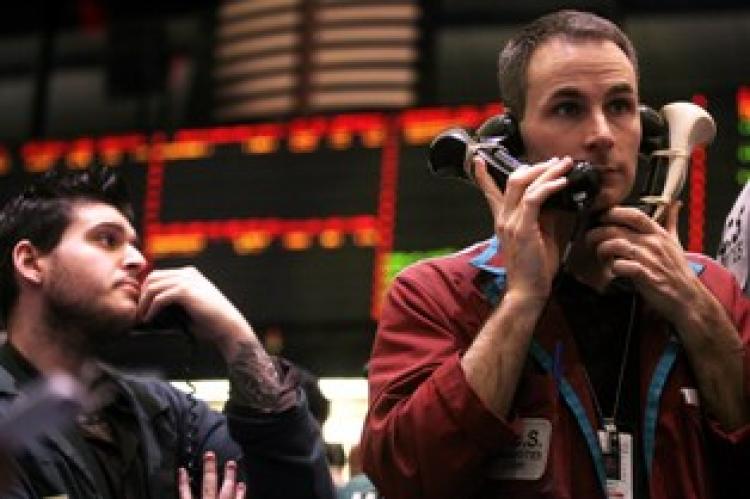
592;196;619;212
592;186;632;210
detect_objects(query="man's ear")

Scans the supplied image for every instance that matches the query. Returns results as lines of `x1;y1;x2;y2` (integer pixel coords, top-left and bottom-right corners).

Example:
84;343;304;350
12;240;46;286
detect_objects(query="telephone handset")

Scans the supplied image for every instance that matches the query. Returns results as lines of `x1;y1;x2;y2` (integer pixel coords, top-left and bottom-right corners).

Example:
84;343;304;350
135;303;193;339
428;102;716;220
428;115;601;211
131;303;199;483
636;102;716;221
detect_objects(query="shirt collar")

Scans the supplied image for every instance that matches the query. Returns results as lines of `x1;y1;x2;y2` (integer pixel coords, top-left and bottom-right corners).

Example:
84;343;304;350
468;235;706;304
469;236;506;306
0;341;41;393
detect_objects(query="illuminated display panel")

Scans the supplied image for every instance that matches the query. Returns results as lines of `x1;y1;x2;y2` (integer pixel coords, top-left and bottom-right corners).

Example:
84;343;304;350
395;138;492;251
159;146;380;221
152;138;383;325
1;95;745;376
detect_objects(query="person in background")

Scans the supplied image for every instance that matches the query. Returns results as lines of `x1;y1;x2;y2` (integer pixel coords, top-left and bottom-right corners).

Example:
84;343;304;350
296;364;346;487
718;180;750;294
362;9;750;499
298;365;331;428
0;166;335;498
335;444;378;499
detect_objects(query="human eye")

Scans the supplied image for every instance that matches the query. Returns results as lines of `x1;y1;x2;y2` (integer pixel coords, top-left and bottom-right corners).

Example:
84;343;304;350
607;97;636;115
93;229;123;250
551;101;582;118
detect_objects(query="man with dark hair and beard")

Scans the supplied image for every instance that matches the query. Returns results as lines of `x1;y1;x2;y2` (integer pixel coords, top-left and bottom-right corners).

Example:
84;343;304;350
0;166;335;498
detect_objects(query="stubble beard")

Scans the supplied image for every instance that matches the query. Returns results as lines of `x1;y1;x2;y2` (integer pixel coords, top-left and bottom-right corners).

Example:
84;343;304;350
42;278;137;355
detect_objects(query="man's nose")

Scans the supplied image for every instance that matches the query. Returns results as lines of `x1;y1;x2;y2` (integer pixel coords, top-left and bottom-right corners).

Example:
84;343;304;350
585;110;615;151
124;244;147;273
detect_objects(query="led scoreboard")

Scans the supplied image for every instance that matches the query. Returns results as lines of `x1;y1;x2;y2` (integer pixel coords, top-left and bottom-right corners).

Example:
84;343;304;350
1;91;747;376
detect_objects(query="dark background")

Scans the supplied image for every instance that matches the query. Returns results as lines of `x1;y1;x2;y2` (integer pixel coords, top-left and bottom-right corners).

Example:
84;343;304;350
1;0;749;377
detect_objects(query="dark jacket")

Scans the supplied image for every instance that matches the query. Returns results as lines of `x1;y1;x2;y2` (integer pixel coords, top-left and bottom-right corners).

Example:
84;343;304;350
0;345;335;499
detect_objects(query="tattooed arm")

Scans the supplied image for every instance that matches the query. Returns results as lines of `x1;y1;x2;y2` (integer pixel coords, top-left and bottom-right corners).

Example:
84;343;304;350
137;266;333;498
226;336;298;413
137;266;299;412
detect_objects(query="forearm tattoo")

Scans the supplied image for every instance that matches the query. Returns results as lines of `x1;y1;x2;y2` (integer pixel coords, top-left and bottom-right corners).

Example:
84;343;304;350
228;339;284;412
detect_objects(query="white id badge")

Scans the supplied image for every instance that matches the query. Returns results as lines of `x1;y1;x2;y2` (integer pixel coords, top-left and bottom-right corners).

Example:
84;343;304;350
487;418;552;480
598;430;633;499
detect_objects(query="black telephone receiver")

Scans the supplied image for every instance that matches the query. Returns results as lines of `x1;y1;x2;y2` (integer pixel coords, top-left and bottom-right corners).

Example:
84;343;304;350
136;303;193;339
428;105;669;213
429;116;599;211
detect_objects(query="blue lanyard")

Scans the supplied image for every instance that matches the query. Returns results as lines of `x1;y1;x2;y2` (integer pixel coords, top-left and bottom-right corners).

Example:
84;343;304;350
529;340;609;492
643;336;680;475
530;336;680;495
470;235;692;491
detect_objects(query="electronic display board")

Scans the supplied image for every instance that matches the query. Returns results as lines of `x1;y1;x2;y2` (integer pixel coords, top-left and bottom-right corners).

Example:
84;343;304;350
1;93;747;376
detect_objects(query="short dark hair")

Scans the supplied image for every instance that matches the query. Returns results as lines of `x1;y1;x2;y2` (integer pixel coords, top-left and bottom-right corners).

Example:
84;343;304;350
0;166;134;325
498;10;638;118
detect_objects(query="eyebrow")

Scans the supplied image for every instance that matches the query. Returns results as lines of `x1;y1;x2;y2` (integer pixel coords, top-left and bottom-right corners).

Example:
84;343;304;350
606;83;637;97
549;82;636;100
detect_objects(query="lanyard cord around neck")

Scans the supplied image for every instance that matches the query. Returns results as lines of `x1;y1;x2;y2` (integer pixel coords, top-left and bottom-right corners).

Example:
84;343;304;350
556;201;640;429
585;293;639;431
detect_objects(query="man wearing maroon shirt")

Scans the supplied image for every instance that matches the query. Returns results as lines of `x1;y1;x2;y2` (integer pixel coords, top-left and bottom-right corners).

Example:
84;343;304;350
363;10;750;499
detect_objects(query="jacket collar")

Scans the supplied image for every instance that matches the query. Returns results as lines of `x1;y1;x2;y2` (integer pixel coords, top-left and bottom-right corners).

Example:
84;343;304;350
0;343;173;495
0;342;170;419
97;363;175;492
97;363;171;420
469;236;506;306
468;235;706;305
0;342;40;396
